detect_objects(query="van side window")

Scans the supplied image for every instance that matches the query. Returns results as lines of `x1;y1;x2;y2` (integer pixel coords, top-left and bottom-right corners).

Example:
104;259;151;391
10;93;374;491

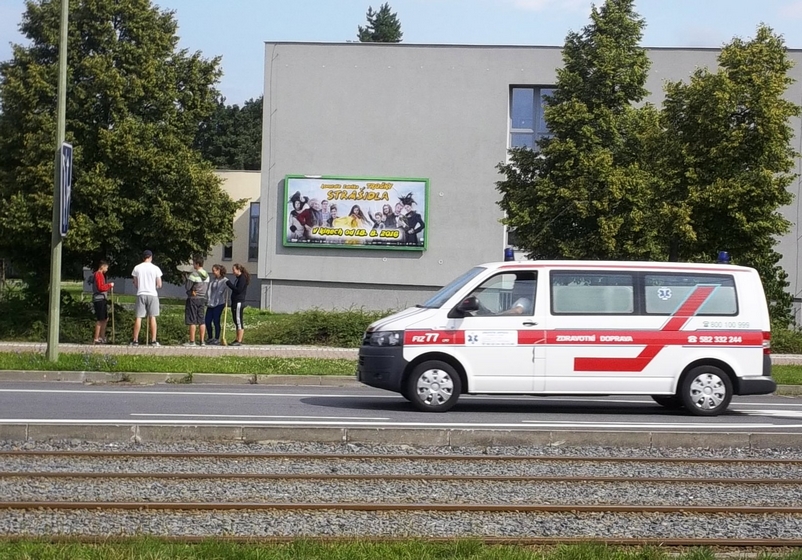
644;274;737;316
464;271;537;316
551;272;634;315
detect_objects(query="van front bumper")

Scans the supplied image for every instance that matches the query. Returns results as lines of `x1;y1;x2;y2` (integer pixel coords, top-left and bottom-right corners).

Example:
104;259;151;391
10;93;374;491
357;346;408;393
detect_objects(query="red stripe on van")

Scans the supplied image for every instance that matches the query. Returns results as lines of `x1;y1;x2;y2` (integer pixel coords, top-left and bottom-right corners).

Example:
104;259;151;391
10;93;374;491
405;330;465;345
573;285;717;373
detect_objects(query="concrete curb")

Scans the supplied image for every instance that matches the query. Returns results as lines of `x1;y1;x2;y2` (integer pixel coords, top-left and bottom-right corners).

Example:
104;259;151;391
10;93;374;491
0;370;363;387
1;423;801;450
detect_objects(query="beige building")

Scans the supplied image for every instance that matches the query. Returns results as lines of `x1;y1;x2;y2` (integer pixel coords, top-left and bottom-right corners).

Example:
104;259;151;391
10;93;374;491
207;170;262;273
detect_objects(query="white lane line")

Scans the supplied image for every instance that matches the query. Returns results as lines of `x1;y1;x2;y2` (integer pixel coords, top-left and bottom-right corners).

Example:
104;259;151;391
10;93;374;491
0;419;798;429
0;388;392;398
131;413;390;420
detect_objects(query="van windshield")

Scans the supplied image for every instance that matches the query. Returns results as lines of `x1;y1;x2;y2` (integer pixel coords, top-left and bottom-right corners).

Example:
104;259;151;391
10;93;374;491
418;267;486;309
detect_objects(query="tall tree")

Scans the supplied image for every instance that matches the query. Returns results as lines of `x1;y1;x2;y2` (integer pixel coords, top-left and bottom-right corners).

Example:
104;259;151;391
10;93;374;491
357;3;403;43
497;0;658;260
655;26;800;322
0;0;243;290
194;96;262;170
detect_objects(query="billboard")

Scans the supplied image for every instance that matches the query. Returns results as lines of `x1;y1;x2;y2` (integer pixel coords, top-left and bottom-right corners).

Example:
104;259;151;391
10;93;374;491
283;175;428;250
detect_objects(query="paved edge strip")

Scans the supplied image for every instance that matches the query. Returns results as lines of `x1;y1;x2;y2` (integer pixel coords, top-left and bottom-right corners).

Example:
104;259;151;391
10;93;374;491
0;371;363;387
0;371;799;395
0;424;801;450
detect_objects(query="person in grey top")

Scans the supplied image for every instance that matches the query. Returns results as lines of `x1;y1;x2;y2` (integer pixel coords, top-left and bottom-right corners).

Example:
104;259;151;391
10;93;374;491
204;264;229;345
183;258;210;346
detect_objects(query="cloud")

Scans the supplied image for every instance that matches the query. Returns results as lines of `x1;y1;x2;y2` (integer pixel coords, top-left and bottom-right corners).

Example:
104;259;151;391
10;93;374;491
503;0;591;13
780;1;802;18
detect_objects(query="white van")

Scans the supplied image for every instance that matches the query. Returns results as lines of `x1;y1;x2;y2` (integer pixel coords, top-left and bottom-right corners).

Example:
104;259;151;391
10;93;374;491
357;261;775;416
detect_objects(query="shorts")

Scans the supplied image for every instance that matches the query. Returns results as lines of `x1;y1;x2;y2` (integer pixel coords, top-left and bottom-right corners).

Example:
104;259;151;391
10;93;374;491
185;298;206;325
135;295;160;318
93;299;108;321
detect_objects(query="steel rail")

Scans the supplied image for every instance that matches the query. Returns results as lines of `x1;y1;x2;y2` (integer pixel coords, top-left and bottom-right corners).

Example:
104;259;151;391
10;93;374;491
1;535;802;548
2;502;802;513
1;471;801;485
2;450;802;464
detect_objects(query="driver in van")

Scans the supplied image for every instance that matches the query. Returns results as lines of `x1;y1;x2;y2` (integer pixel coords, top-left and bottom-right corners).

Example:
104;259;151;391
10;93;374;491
496;279;535;316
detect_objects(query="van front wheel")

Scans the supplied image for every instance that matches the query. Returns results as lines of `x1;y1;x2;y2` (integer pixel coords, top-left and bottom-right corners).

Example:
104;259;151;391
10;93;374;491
679;366;733;416
407;361;461;412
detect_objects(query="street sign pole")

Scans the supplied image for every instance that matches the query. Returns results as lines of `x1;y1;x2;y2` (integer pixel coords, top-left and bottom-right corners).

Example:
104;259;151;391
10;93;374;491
46;0;70;362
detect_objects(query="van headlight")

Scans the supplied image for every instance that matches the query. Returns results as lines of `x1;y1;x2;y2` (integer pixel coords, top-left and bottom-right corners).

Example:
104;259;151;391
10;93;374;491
369;331;403;346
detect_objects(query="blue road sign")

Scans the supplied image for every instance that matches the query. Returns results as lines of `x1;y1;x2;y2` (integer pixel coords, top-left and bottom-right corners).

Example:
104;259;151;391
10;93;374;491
59;142;73;237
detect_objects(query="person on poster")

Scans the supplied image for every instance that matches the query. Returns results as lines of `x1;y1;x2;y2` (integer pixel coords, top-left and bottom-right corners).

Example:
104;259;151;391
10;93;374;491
400;193;425;246
309;199;324;227
321;200;331;226
381;204;396;228
288;191;312;240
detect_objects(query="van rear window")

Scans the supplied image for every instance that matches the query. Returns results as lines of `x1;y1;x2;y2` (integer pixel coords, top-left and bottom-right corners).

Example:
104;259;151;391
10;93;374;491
551;272;634;315
644;274;737;316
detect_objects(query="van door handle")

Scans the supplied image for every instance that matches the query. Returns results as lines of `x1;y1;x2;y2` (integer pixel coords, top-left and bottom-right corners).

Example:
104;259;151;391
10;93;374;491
522;321;538;326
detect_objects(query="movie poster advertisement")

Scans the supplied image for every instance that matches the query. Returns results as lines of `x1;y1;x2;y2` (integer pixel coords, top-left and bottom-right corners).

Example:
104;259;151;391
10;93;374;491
283;175;428;250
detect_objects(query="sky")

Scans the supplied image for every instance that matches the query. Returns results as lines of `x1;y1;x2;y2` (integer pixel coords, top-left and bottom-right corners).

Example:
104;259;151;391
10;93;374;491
1;0;801;105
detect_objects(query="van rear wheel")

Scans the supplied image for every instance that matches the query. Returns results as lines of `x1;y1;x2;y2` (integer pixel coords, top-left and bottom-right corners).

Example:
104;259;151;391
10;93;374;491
407;360;461;412
679;365;733;416
651;395;683;409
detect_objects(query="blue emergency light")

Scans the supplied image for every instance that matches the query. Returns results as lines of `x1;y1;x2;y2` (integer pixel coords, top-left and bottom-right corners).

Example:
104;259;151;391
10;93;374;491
717;251;731;264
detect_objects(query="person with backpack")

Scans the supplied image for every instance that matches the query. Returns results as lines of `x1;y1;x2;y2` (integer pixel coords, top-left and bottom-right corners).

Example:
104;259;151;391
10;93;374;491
183;257;210;346
90;261;114;344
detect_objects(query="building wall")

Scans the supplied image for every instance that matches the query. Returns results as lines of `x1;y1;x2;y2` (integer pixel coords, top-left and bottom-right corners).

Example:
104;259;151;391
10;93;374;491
260;42;802;313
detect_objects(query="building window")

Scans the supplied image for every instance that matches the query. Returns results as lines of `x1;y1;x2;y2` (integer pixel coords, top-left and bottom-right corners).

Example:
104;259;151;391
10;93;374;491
248;202;260;261
510;87;554;149
222;242;232;261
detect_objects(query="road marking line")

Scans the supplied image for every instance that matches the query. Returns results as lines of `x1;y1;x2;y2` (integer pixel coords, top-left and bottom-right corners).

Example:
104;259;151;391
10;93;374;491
0;419;795;429
130;413;390;420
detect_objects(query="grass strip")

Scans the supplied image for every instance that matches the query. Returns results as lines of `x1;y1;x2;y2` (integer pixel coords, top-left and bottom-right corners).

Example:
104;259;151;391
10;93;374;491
0;539;753;560
773;365;802;385
0;352;355;376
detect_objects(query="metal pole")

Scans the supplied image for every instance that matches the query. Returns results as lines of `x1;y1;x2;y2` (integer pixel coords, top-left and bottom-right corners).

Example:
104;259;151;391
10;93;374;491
46;0;69;362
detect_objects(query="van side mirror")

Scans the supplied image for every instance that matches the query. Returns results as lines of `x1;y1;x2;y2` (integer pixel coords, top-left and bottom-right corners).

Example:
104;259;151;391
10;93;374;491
458;296;480;312
447;296;480;319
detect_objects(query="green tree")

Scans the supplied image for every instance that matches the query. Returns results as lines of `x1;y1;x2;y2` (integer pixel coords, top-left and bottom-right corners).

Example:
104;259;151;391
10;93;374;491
194;95;262;170
358;3;403;43
655;26;800;322
497;0;659;260
0;0;243;291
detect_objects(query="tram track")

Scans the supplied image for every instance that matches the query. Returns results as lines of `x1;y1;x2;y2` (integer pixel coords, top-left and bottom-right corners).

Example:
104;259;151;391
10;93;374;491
2;449;802;544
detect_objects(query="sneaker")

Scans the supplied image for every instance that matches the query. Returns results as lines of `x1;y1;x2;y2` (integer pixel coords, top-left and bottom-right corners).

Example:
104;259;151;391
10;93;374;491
93;340;103;345
129;341;139;346
198;340;205;347
149;341;161;347
182;342;197;347
205;339;217;346
231;341;242;346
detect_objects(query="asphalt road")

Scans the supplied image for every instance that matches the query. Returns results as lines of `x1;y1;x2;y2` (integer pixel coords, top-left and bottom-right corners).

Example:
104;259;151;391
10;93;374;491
1;383;802;432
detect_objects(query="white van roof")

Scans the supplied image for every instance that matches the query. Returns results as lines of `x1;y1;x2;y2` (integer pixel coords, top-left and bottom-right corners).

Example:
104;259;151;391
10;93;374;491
479;260;754;273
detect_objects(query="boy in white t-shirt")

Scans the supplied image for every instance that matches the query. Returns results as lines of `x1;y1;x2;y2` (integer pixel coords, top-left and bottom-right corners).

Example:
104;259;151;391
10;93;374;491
130;250;163;346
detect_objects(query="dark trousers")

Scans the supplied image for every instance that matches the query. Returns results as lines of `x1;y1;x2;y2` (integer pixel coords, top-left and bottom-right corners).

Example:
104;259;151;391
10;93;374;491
204;304;225;339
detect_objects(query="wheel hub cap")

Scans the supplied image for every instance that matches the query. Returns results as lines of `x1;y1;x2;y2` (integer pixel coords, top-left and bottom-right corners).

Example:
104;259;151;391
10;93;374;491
689;373;726;410
416;369;454;406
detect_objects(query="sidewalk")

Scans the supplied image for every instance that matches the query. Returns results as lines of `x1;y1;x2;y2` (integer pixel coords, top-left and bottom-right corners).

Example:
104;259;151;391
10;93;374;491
0;341;358;361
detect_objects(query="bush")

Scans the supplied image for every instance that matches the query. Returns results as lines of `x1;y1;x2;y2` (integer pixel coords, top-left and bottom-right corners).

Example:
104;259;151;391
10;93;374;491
770;327;802;354
246;308;387;347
